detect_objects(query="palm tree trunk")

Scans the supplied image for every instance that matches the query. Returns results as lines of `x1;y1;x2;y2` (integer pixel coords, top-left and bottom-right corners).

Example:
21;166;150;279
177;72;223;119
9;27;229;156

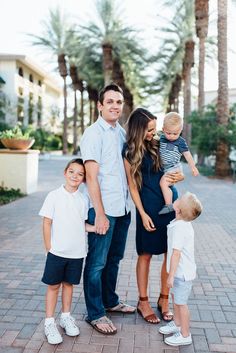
102;43;113;85
167;74;182;112
112;57;133;125
62;76;68;155
182;40;195;145
58;54;68;155
215;0;230;177
80;90;84;134
195;0;209;111
72;89;78;155
198;37;205;110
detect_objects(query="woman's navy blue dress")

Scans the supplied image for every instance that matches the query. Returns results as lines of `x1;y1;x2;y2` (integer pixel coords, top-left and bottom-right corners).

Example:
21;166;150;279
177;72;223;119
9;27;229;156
125;148;177;255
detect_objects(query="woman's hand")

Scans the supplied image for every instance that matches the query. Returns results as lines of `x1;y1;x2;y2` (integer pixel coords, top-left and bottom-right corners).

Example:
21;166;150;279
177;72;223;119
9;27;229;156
165;171;184;185
141;212;156;232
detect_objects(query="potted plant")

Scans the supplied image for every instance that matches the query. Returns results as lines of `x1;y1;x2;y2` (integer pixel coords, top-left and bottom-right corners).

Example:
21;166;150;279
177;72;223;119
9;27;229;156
0;125;35;150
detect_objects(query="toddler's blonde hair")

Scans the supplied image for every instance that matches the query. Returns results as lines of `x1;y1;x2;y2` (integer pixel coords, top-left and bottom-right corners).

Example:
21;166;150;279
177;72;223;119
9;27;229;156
180;192;202;221
163;112;183;130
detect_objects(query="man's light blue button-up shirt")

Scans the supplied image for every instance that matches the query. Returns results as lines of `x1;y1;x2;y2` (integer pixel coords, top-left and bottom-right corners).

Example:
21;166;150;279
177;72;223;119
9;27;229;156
80;116;130;217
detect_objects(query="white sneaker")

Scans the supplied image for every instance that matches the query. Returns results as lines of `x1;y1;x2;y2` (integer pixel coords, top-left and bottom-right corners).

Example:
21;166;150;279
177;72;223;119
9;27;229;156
165;332;192;346
44;323;63;345
60;315;80;336
159;321;180;335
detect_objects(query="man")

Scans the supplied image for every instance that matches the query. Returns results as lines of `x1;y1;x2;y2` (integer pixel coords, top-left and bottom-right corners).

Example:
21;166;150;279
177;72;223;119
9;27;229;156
80;84;135;335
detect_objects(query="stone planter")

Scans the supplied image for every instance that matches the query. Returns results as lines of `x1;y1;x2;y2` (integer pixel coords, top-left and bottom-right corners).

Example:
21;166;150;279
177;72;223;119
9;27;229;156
0;149;39;194
0;138;35;150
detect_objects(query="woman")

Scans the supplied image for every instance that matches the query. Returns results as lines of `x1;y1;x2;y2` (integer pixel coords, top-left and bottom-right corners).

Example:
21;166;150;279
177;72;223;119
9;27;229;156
123;108;183;324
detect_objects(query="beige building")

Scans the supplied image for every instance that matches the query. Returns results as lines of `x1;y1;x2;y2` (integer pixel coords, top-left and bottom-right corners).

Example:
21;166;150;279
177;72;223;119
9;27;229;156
0;54;62;127
204;88;236;106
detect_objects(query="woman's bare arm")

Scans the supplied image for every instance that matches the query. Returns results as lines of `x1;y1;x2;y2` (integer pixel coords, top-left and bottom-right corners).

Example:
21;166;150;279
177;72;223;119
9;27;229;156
124;159;156;231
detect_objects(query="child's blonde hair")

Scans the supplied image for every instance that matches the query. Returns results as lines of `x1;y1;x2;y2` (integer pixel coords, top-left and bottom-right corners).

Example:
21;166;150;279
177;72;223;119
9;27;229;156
163;112;183;130
180;192;202;221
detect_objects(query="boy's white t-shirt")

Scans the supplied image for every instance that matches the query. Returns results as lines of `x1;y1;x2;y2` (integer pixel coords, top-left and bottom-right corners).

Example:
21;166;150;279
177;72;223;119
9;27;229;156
167;219;196;281
39;185;89;259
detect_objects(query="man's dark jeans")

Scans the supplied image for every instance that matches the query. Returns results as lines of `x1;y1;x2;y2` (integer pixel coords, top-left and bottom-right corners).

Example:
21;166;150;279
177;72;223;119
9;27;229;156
83;208;131;321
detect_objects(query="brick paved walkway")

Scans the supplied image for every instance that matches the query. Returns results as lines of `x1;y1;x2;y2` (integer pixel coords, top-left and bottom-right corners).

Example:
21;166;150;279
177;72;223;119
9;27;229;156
0;158;236;353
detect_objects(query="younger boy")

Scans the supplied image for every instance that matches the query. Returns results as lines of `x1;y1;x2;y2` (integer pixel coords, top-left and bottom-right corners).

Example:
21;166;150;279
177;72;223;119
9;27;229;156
159;192;202;346
39;158;95;345
159;112;199;215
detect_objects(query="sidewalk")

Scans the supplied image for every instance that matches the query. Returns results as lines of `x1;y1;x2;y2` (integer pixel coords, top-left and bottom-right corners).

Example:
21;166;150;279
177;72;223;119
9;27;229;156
0;158;236;353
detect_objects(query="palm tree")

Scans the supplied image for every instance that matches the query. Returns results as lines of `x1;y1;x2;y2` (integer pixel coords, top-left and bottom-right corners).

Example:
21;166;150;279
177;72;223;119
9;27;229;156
29;7;72;154
79;0;147;122
74;41;103;124
215;0;230;177
154;0;195;130
195;0;209;111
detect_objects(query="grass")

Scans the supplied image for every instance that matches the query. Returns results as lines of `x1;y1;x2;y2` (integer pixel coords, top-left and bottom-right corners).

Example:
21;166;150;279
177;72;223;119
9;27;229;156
0;186;25;205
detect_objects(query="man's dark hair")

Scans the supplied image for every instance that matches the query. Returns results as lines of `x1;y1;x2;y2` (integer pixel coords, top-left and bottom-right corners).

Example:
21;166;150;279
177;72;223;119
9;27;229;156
98;83;124;104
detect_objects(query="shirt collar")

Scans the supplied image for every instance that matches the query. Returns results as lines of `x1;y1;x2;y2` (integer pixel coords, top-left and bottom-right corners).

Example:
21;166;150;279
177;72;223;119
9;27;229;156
97;115;120;131
60;184;79;196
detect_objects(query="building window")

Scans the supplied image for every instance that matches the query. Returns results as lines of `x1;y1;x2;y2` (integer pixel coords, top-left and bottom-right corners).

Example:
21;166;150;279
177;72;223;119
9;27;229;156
18;67;24;77
38;80;42;87
17;88;24;122
37;96;42;127
29;74;34;83
28;92;34;124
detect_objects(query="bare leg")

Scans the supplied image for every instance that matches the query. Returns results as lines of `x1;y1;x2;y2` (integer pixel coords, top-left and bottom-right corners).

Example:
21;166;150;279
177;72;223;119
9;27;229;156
158;254;173;320
46;284;61;318
178;304;190;337
172;295;180;326
61;282;73;313
136;254;159;323
160;175;173;205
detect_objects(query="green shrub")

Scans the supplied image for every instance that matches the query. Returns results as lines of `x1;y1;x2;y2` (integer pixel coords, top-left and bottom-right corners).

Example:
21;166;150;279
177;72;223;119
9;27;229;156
189;104;236;157
0;186;25;205
31;128;62;151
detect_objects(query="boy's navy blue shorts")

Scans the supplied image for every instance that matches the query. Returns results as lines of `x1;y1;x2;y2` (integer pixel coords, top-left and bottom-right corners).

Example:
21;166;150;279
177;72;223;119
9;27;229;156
42;252;84;285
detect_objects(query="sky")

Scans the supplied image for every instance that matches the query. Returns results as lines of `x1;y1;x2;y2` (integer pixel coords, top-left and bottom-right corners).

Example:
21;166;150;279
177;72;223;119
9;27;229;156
0;0;236;93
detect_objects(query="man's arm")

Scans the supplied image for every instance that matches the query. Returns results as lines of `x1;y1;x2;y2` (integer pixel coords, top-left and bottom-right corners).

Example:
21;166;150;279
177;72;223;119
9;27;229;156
43;217;52;253
84;160;109;235
167;249;181;288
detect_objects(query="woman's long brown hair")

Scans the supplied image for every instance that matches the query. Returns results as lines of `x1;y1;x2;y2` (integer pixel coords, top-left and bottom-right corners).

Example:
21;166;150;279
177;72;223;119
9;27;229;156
125;108;161;190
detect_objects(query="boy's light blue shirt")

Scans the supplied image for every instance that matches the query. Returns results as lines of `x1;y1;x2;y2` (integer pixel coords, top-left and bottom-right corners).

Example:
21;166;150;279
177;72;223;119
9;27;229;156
80;116;130;217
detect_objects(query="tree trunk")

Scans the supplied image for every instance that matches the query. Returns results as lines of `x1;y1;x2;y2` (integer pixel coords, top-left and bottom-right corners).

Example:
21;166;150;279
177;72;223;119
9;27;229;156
195;0;209;111
112;58;133;125
58;54;68;155
62;76;68;155
80;89;84;134
167;74;182;113
102;43;113;85
182;40;195;145
215;0;230;177
72;89;78;155
198;36;206;110
87;86;99;125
